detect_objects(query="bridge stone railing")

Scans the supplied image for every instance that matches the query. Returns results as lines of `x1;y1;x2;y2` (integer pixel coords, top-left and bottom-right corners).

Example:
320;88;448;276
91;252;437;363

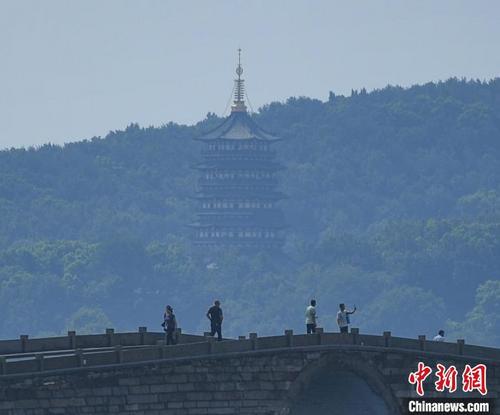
0;328;498;377
0;327;206;357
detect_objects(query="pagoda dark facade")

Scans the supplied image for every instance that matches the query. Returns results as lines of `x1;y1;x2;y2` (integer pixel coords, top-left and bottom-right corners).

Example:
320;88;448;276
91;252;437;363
190;51;285;248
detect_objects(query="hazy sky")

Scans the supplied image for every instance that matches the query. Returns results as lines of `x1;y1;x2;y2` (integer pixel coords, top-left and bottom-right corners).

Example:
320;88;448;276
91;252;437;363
1;0;499;149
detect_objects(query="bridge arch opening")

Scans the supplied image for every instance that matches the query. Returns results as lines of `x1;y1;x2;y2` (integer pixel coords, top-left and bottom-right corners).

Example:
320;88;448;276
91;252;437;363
285;353;399;415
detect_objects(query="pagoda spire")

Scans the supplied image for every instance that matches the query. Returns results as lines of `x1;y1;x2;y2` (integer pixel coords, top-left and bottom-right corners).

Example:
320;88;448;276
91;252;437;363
231;48;247;113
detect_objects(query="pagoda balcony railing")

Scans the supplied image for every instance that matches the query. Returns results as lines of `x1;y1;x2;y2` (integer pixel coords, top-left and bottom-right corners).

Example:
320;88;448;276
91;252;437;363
201;149;277;157
199;186;278;195
196;207;281;213
196;221;286;229
198;178;279;186
195;190;287;200
195;161;284;171
193;238;285;247
194;234;285;242
192;222;285;230
196;215;285;225
196;209;284;224
198;183;279;191
200;155;277;162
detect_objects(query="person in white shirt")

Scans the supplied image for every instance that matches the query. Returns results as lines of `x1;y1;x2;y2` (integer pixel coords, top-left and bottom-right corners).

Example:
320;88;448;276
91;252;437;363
433;330;445;342
337;303;356;333
305;299;317;334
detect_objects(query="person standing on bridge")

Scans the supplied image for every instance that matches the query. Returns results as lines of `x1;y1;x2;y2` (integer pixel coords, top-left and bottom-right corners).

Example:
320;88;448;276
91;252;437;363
206;300;223;341
433;330;445;342
305;299;317;334
163;305;177;345
337;303;356;333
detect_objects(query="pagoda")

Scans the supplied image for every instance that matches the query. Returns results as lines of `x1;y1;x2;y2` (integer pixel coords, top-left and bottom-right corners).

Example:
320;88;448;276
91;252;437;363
191;50;286;248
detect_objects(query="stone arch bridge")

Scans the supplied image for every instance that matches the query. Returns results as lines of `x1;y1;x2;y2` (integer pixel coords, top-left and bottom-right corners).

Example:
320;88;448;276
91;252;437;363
0;328;498;414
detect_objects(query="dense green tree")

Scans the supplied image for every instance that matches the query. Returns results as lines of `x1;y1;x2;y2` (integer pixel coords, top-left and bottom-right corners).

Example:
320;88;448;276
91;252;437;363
447;280;500;347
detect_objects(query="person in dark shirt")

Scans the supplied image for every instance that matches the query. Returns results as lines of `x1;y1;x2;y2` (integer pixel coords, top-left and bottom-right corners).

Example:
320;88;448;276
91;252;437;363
163;305;177;345
206;300;223;341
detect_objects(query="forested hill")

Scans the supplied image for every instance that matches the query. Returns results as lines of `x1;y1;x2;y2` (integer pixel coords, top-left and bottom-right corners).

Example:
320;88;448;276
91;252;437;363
1;78;499;346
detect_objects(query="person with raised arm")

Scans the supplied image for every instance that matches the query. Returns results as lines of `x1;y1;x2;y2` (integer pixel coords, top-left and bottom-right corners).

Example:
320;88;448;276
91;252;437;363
337;303;356;333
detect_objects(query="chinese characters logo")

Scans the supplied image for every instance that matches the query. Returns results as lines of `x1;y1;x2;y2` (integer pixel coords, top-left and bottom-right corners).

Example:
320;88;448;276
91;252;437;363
408;362;487;396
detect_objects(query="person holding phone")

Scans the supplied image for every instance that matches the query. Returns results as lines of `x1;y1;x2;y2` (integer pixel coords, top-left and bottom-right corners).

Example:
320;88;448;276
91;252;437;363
163;305;177;345
337;303;356;333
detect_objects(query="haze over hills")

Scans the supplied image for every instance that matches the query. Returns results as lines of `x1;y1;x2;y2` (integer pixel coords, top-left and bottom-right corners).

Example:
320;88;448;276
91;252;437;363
0;78;499;346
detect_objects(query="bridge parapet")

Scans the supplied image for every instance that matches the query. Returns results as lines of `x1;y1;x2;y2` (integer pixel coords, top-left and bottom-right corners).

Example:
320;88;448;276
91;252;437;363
1;328;498;378
0;329;499;415
0;327;207;356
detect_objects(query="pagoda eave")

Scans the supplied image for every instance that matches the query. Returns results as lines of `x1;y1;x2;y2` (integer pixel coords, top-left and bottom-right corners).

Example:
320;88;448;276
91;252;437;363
193;163;285;171
194;192;287;201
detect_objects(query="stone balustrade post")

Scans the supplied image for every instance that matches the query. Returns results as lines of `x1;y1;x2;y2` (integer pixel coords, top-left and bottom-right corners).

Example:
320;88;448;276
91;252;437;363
68;331;76;349
351;328;359;345
418;335;426;351
457;339;465;356
75;349;84;367
20;335;28;353
114;345;123;363
285;330;294;347
106;328;115;347
0;356;6;375
316;327;324;345
36;355;44;372
138;326;147;345
383;331;391;347
249;333;258;350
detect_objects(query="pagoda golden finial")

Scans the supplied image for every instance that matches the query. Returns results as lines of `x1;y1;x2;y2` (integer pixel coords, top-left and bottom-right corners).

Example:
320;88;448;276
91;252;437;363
231;48;247;113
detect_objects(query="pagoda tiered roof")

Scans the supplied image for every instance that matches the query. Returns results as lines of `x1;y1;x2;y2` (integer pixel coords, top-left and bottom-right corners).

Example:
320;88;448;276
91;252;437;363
194;190;287;200
194;160;284;170
196;111;279;141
